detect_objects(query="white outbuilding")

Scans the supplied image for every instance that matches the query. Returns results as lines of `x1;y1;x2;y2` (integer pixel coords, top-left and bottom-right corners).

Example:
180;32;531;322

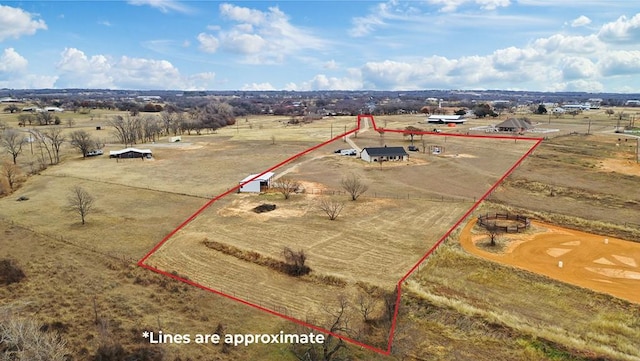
239;172;275;193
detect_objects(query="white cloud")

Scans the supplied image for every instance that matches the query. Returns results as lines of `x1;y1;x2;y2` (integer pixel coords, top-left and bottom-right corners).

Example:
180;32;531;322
98;20;112;27
551;79;604;93
54;47;214;90
127;0;192;14
198;4;328;64
0;48;28;74
0;74;57;89
427;0;511;12
571;15;592;27
531;34;601;54
0;48;55;88
323;60;338;70
56;48;114;88
294;74;363;91
219;31;266;55
197;33;219;53
598;50;640;76
0;5;47;41
242;82;276;91
598;13;640;44
219;3;266;25
561;57;598;80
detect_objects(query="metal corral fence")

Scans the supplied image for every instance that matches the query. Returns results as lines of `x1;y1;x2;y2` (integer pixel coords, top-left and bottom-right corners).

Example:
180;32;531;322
305;188;476;203
477;212;531;233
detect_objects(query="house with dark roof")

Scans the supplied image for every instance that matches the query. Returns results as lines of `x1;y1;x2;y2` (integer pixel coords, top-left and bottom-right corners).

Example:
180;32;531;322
496;118;534;133
360;146;408;162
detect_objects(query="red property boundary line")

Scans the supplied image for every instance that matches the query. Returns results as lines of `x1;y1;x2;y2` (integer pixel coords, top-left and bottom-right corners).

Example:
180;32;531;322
138;114;543;356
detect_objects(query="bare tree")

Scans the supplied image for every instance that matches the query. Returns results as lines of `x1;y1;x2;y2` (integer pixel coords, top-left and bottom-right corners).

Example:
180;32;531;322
318;198;344;221
31;128;65;165
485;222;503;247
290;296;352;361
356;290;378;324
109;115;141;146
283;247;309;276
341;174;369;201
273;178;300;200
1;128;26;164
67;186;95;225
0;312;69;360
141;115;162;143
43;127;65;164
1;161;20;191
69;130;94;158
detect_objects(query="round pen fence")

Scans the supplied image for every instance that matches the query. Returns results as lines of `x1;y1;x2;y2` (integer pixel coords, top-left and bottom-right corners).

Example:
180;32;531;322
477;213;531;233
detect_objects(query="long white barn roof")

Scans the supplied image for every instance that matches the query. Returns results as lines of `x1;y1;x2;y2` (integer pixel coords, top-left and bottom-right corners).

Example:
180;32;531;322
109;148;152;156
240;172;275;183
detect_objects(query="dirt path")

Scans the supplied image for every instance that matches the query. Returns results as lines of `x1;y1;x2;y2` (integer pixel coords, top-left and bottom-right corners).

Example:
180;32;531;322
345;115;370;152
460;218;640;304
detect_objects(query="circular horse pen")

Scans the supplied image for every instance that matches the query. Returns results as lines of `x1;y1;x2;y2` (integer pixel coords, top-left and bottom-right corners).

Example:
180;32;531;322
477;212;531;233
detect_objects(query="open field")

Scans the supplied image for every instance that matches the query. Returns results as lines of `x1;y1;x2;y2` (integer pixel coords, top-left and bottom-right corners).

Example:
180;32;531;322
2;110;640;360
461;218;640;304
143;127;538;349
404;236;640;361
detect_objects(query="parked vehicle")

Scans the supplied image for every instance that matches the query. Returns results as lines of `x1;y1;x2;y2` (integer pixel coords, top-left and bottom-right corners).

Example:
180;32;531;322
407;145;419;152
340;149;357;156
86;149;104;157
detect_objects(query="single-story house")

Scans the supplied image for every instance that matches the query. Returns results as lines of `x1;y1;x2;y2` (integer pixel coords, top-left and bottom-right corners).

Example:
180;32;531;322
427;115;466;124
239;172;275;193
360;146;408;162
109;148;153;159
496;118;534;133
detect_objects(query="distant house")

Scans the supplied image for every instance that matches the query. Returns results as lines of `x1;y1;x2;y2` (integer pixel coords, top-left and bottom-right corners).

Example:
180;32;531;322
44;107;64;112
426;115;466;124
360;146;408;162
109;148;153;160
496;118;534;133
239;172;275;193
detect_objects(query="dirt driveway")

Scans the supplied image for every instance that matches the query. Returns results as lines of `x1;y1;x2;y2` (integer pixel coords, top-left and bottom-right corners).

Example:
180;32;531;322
460;218;640;304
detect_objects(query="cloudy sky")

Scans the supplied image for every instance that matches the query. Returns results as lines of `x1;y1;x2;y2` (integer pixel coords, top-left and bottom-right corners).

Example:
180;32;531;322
1;0;639;92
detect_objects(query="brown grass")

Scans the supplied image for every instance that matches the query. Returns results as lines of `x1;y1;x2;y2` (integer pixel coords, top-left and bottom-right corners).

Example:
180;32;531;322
4;111;639;360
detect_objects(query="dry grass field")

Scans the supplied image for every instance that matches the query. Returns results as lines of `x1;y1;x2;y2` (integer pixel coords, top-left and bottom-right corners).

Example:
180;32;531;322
1;107;639;360
143;127;538;349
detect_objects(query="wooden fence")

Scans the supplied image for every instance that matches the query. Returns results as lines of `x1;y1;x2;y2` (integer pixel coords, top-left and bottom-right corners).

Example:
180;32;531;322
477;212;531;233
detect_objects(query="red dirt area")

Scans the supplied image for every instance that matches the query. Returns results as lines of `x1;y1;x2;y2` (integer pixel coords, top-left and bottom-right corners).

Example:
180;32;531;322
460;218;640;304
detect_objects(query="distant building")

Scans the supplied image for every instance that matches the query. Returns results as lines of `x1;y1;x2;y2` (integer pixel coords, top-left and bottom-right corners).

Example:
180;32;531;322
360;146;408;162
239;172;275;193
495;118;534;133
426;115;465;124
109;148;152;160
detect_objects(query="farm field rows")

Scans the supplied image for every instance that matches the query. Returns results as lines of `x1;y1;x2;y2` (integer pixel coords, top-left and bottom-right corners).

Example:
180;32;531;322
143;118;541;350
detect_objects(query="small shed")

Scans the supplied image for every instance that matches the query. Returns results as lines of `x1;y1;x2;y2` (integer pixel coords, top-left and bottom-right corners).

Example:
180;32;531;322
360;146;408;162
109;148;153;159
239;172;275;193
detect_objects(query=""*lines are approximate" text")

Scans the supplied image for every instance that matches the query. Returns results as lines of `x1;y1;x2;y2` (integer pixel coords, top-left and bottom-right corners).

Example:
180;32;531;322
142;330;326;346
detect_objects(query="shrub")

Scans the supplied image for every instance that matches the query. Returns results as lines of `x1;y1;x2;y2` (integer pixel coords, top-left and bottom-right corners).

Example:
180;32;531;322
0;258;26;285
